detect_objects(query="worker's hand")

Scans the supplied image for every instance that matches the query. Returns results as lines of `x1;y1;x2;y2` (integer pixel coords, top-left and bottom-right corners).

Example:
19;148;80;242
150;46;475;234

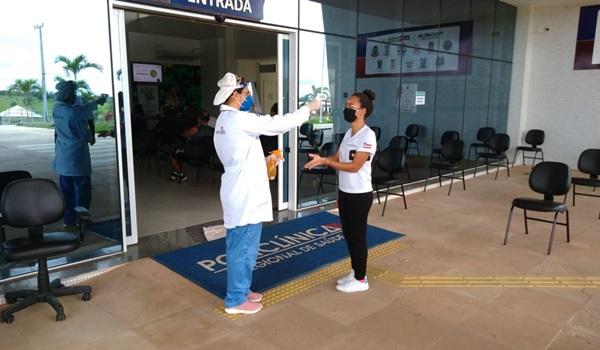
307;99;322;112
304;153;325;170
89;135;96;146
266;153;284;167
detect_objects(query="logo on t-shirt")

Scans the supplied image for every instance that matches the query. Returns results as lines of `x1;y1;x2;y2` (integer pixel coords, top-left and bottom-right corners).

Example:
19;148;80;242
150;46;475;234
363;142;372;149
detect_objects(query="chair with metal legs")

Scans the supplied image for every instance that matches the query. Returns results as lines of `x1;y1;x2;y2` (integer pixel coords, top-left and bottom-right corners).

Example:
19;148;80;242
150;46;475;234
503;162;571;255
388;136;411;180
404;124;420;156
467;127;495;160
512;129;545;166
571;149;600;219
431;131;460;160
424;140;466;196
298;142;338;201
474;133;511;180
372;146;408;216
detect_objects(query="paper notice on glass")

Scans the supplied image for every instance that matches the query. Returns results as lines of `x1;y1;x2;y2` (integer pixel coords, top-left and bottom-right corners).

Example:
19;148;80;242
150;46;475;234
137;85;160;117
400;84;417;113
416;91;426;105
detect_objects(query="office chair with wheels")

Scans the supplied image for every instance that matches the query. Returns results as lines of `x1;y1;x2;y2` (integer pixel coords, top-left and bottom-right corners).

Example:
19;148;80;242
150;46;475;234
467;127;495;160
474;133;511;180
504;162;571;255
372;146;408;216
0;171;32;243
1;179;92;323
512;129;545;166
571;149;600;219
405;124;420;155
424;140;466;196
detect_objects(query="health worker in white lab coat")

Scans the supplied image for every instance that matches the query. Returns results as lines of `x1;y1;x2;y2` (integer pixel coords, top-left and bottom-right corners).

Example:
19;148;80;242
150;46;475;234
213;73;321;315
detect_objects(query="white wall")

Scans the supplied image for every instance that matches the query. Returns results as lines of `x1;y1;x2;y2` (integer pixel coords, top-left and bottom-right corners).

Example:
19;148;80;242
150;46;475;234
512;1;600;167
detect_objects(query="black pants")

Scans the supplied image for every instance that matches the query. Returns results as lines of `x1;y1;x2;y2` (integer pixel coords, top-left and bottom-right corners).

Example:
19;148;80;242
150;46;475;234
338;190;373;280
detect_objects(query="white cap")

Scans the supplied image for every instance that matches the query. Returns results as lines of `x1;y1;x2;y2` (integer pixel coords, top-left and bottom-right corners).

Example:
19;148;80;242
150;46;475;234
213;72;245;106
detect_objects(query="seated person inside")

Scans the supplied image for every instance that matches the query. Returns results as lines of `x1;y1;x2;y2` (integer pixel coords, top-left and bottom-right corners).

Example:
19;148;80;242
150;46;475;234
170;109;215;181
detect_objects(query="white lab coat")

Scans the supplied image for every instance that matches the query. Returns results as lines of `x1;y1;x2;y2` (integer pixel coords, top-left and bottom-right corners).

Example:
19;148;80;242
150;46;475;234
214;104;311;229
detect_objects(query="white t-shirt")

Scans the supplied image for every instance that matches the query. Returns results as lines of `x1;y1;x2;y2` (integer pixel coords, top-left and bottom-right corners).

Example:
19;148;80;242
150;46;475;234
338;125;377;194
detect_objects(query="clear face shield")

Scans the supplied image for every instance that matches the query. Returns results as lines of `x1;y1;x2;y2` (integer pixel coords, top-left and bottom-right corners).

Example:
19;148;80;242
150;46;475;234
244;81;263;114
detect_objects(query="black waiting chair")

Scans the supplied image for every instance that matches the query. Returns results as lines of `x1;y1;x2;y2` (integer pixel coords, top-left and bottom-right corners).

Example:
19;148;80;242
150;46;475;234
1;179;92;323
467;127;495;160
572;149;600;219
388;136;411;180
512;129;545;166
298;123;313;149
0;171;33;243
474;133;511;180
431;131;460;160
372;146;408;216
298;142;338;200
371;126;382;143
424;140;466;196
182;136;215;184
405;124;420;155
504;162;571;255
299;129;324;155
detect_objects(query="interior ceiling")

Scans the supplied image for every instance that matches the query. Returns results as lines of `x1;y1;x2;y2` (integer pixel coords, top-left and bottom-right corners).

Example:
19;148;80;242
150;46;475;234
126;12;277;61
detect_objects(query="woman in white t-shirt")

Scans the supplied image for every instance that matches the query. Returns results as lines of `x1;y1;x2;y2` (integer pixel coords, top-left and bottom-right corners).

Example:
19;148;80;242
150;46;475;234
304;90;377;293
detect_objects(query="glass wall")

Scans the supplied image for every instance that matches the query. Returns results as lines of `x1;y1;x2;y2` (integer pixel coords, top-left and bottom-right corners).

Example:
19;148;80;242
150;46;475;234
0;0;122;280
297;0;516;207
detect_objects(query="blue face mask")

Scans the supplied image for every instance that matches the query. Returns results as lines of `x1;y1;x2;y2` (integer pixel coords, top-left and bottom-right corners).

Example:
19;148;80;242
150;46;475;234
240;95;254;112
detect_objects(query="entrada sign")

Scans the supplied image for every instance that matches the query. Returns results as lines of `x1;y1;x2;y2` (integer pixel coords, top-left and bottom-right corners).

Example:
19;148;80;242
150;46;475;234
171;0;265;21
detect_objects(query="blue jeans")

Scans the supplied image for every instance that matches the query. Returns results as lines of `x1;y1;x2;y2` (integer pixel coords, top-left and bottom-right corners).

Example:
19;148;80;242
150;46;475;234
224;223;262;308
59;175;91;225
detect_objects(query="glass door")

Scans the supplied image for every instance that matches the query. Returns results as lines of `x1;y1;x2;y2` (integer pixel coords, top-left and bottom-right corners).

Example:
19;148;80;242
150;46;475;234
277;33;295;211
109;8;139;247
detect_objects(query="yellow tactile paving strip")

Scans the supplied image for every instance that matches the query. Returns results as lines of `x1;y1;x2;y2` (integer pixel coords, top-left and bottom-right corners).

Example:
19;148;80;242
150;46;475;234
216;239;600;319
215;240;410;319
370;265;600;288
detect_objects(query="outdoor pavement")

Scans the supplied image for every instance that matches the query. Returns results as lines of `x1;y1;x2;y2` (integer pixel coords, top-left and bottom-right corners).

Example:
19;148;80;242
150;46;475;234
2;165;600;349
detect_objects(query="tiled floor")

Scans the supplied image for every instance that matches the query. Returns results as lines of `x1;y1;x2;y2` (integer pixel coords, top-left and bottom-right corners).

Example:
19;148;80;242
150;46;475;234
3;166;600;349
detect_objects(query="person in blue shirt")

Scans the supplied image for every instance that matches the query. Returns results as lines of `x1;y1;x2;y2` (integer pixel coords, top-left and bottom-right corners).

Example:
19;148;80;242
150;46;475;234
52;81;107;227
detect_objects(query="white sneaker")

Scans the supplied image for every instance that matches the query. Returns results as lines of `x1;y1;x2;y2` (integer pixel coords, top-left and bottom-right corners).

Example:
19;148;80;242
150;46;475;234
336;277;369;293
337;270;355;285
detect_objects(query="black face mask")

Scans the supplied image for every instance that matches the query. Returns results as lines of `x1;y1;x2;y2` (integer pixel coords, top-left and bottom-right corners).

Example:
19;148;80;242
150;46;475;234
343;108;357;123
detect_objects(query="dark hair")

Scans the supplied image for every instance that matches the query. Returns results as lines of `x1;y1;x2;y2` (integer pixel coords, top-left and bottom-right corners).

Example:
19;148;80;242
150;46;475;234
199;109;210;123
270;103;278;116
351;89;376;117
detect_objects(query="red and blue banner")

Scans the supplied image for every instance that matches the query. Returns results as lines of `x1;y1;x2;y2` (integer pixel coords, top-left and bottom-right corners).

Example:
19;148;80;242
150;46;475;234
574;5;600;70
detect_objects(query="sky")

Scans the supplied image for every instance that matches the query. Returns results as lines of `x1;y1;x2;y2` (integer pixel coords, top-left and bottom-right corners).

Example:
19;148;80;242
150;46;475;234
0;0;113;94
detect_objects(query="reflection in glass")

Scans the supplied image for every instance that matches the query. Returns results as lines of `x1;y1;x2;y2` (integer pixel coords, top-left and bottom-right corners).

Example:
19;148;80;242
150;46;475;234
298;31;355;208
0;0;122;280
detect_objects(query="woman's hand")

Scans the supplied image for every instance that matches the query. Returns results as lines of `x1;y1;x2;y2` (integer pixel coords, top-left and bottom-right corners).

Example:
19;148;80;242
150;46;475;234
304;153;326;169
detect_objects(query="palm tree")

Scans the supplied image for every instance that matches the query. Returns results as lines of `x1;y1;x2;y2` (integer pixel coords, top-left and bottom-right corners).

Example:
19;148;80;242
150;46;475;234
55;54;103;93
8;79;41;115
55;54;103;81
53;76;91;94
